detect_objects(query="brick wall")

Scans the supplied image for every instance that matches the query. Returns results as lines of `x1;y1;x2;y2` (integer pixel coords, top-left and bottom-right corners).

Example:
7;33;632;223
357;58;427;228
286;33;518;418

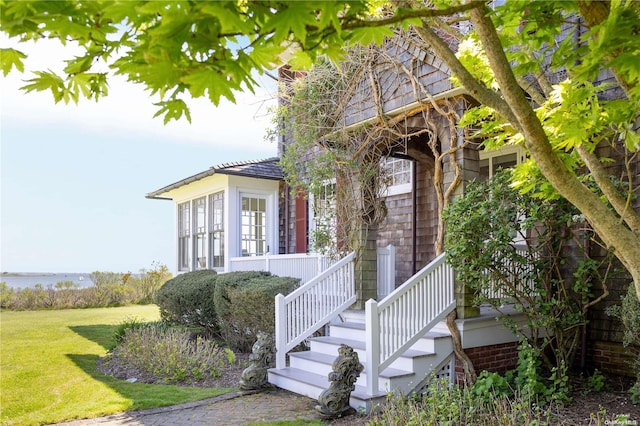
454;342;519;385
587;341;639;377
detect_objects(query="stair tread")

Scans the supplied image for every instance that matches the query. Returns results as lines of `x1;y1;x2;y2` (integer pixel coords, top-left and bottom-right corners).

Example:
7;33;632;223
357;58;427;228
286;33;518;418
289;351;414;379
269;367;387;399
330;321;451;339
312;336;435;358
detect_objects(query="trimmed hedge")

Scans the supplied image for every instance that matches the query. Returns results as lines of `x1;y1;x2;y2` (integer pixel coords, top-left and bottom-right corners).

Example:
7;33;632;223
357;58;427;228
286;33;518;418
213;271;273;322
154;270;218;330
216;272;299;352
154;270;299;351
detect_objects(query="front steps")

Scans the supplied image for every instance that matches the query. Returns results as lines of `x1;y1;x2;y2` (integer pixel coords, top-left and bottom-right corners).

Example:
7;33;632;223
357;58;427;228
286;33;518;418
268;311;454;410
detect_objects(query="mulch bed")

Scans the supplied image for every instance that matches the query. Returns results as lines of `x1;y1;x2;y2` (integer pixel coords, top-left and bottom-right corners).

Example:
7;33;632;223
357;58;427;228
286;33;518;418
97;352;639;425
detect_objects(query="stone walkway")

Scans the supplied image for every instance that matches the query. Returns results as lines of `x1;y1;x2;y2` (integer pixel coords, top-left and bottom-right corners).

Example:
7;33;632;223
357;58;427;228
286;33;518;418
55;389;327;426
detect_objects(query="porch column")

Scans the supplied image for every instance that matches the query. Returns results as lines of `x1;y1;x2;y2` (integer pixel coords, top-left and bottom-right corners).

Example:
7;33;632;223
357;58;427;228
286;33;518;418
440;107;481;320
455;275;480;319
353;224;378;310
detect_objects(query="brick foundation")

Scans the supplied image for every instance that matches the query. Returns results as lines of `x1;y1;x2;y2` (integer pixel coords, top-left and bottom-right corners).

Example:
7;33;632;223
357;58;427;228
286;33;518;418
587;340;639;377
454;341;519;385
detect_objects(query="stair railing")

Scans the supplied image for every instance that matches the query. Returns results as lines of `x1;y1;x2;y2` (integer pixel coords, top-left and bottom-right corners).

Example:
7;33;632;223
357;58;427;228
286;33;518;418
365;252;456;395
274;252;356;369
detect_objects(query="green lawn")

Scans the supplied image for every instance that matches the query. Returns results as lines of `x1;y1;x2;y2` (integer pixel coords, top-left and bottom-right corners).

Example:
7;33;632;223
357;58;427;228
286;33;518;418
0;305;232;426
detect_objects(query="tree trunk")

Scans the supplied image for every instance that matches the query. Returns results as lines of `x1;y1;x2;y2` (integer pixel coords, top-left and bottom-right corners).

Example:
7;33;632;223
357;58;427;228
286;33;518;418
468;6;640;301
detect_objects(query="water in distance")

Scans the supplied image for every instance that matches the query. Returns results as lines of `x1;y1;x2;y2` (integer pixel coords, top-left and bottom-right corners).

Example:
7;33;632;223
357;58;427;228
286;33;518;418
1;273;95;289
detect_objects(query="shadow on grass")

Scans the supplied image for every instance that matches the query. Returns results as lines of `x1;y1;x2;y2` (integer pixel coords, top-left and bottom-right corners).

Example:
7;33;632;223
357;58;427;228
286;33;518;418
69;324;116;350
66;353;230;413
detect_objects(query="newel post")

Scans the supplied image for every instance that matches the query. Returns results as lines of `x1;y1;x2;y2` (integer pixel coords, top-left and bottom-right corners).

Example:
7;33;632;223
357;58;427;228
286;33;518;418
365;298;380;395
275;293;287;369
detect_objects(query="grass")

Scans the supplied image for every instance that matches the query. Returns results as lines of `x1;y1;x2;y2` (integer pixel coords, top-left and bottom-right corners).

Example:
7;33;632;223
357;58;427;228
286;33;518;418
0;305;233;426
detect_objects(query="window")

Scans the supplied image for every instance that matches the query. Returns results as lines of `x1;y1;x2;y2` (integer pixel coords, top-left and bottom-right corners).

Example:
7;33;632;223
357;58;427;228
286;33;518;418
241;196;267;256
193;197;207;269
479;146;524;181
209;192;224;268
382;157;413;196
178;202;190;271
310;182;336;251
479;146;526;243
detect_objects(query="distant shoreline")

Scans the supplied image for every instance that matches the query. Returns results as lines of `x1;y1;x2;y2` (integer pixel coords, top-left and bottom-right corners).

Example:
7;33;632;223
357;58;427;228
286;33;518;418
2;272;57;277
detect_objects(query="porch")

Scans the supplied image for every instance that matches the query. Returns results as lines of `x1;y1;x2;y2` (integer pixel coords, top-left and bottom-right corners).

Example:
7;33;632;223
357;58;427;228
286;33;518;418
242;247;532;411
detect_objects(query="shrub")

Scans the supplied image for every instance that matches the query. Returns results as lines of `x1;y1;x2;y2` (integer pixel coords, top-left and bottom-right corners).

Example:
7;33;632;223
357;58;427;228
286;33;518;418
113;324;235;383
154;270;218;330
607;284;640;402
368;377;553;426
212;271;273;322
214;272;299;352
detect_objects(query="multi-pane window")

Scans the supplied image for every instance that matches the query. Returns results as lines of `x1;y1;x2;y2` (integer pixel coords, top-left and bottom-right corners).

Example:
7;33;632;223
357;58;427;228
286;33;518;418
209;192;224;268
479;147;524;180
310;182;336;251
382;158;412;195
241;196;267;256
193;197;207;269
178;202;191;271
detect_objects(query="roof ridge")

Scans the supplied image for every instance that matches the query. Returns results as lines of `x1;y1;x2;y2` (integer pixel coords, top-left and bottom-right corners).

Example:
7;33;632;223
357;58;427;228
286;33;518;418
211;157;279;170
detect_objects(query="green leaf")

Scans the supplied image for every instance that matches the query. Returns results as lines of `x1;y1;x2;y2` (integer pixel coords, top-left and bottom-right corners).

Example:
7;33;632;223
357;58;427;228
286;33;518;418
20;70;66;103
181;68;235;106
153;99;192;124
288;50;314;70
346;26;393;46
0;48;26;76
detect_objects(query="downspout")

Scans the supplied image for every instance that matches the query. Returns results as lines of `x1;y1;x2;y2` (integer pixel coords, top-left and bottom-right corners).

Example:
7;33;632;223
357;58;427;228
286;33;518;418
412;159;418;275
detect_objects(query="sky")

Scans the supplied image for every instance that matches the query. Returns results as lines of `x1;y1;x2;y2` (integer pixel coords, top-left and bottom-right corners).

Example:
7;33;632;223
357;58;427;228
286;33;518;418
0;37;279;273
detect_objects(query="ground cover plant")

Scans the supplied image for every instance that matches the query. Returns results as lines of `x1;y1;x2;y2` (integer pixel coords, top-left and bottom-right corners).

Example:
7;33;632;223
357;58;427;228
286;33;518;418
0;305;230;426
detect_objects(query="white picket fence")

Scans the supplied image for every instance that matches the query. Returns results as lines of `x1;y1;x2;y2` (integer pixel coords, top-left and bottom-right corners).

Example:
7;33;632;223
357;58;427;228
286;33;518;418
229;245;395;290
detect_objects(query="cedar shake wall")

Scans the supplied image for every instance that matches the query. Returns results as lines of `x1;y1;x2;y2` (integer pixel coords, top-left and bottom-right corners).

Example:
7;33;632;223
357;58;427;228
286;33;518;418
377;160;438;287
342;35;454;127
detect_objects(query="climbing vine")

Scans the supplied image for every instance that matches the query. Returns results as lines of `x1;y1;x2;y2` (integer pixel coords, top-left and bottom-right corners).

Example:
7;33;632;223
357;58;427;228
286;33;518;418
274;30;471;257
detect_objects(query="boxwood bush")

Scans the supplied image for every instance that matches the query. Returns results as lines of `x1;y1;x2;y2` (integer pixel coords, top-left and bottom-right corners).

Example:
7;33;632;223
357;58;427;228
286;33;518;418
154;270;218;330
215;272;299;351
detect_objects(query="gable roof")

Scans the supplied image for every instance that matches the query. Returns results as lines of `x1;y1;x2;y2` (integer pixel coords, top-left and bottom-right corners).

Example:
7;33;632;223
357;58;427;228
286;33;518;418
146;157;283;200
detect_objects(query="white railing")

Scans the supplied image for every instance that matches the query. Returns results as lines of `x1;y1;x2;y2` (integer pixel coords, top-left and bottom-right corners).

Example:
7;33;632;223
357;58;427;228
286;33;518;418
481;244;538;302
229;253;334;284
275;252;357;369
365;252;456;394
377;244;396;299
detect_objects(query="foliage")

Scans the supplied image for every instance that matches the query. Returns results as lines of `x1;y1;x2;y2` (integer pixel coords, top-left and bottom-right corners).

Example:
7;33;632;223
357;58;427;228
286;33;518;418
127;262;172;304
444;170;611;371
368;377;554;426
220;275;299;352
0;305;228;426
2;0;639;299
0;0;382;122
0;264;172;310
112;316;154;346
607;283;640;397
212;271;273;322
111;323;235;383
154;269;218;330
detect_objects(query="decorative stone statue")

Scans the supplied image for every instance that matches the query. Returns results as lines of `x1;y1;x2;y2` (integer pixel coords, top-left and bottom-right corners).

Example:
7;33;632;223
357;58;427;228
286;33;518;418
315;344;364;418
239;331;276;391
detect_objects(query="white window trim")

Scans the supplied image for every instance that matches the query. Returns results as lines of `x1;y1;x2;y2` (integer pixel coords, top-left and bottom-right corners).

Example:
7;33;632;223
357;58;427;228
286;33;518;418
479;145;526;179
381;157;413;197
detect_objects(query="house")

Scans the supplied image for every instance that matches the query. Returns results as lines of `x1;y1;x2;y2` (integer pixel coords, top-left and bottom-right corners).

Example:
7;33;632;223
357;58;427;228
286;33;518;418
148;27;638;411
146;158;285;272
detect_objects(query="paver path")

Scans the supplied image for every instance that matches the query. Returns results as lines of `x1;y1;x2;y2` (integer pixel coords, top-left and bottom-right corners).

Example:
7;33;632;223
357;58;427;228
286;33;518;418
55;389;325;426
